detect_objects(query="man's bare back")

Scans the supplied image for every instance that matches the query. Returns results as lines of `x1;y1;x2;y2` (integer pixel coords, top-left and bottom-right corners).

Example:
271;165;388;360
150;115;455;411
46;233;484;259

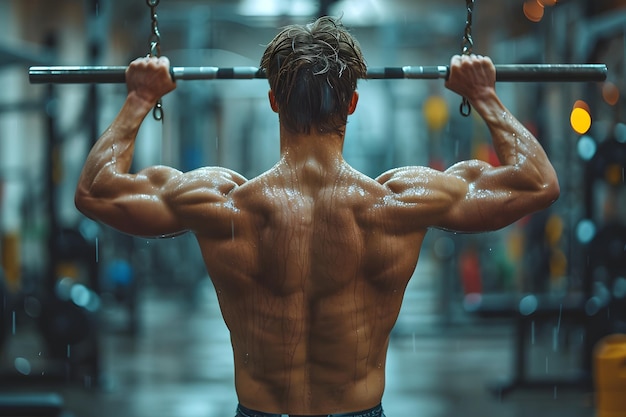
75;17;559;416
193;153;426;413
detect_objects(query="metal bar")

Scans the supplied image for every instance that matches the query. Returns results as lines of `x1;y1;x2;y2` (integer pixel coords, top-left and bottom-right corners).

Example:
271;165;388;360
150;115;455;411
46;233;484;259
493;64;607;82
29;63;608;84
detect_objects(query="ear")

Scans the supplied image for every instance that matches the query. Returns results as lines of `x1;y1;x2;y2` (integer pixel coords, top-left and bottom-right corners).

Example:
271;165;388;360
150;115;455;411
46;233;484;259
348;91;359;115
268;90;279;113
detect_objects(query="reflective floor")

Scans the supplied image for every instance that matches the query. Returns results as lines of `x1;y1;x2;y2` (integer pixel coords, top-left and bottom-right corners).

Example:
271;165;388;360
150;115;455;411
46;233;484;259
1;257;597;417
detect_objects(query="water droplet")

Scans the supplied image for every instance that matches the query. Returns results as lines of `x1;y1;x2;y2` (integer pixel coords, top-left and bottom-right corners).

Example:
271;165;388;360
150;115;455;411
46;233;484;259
95;237;99;263
531;321;535;345
12;311;16;335
67;345;71;358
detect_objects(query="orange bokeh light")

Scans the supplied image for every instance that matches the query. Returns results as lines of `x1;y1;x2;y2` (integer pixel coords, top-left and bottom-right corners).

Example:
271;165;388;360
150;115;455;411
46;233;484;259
604;164;624;186
538;0;558;6
524;0;544;22
573;99;591;113
602;82;620;106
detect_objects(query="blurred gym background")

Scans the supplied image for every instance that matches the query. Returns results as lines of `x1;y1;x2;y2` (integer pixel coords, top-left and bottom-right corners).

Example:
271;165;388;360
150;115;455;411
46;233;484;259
0;0;625;416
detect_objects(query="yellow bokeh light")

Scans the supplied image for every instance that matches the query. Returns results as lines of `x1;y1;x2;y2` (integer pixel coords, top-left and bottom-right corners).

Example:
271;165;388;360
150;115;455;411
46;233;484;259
423;96;449;132
570;107;591;135
545;214;564;246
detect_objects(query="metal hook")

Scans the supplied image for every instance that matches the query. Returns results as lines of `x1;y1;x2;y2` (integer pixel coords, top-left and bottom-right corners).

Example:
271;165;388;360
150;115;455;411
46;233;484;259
460;98;472;117
153;100;163;121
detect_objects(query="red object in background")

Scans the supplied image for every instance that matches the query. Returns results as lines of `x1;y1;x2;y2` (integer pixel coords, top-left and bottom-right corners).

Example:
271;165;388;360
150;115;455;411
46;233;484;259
459;248;482;295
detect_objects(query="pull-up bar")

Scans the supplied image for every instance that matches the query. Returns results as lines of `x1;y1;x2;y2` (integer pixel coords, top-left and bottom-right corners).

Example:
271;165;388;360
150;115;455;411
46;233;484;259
29;63;608;84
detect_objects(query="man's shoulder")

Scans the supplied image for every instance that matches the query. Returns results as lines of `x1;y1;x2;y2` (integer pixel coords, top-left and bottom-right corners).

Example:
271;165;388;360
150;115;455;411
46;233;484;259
375;165;438;186
164;166;247;205
189;166;247;185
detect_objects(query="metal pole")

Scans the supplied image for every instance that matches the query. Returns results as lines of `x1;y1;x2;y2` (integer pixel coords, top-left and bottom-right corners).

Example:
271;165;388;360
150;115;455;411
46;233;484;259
29;63;608;84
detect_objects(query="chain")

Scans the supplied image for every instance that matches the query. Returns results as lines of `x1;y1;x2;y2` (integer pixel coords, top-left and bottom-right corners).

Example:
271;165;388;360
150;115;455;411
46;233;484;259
460;0;475;117
147;0;163;121
461;0;474;56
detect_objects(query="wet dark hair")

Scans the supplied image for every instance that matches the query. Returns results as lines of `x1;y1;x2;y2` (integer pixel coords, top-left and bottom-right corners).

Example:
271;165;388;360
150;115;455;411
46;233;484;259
260;16;367;135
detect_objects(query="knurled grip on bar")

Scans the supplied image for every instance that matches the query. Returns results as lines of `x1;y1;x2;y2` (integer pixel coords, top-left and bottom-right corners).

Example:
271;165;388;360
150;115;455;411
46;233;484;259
28;63;608;84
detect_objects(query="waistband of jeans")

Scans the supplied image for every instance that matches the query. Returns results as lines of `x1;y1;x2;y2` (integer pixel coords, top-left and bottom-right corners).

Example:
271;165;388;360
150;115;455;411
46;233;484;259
236;403;384;417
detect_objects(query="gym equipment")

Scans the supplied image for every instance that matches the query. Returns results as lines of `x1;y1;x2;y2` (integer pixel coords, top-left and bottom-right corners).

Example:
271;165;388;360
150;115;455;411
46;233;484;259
38;293;93;358
0;275;6;350
25;0;609;123
587;223;626;273
38;226;100;358
28;0;607;88
585;138;626;185
146;0;164;120
53;228;93;262
0;393;64;417
594;334;626;417
28;63;608;84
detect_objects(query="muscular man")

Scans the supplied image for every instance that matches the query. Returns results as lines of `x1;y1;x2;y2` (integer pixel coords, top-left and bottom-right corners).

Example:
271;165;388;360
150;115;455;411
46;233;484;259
75;16;559;417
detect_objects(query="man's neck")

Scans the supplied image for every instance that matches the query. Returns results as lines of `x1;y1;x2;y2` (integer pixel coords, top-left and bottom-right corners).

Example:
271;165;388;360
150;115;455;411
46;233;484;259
279;126;346;169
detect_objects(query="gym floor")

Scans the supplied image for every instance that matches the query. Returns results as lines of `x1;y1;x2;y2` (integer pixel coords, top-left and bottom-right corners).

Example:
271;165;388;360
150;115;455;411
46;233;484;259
1;257;597;417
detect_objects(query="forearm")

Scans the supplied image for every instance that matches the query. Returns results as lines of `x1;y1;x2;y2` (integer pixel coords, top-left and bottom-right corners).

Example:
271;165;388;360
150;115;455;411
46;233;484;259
77;93;153;198
471;90;557;190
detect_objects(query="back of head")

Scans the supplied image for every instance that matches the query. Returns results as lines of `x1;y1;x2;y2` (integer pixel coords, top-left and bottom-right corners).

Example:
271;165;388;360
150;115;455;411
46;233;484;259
260;16;367;136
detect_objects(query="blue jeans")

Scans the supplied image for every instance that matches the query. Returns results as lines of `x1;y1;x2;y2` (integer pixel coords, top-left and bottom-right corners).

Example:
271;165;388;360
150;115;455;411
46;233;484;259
235;403;386;417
